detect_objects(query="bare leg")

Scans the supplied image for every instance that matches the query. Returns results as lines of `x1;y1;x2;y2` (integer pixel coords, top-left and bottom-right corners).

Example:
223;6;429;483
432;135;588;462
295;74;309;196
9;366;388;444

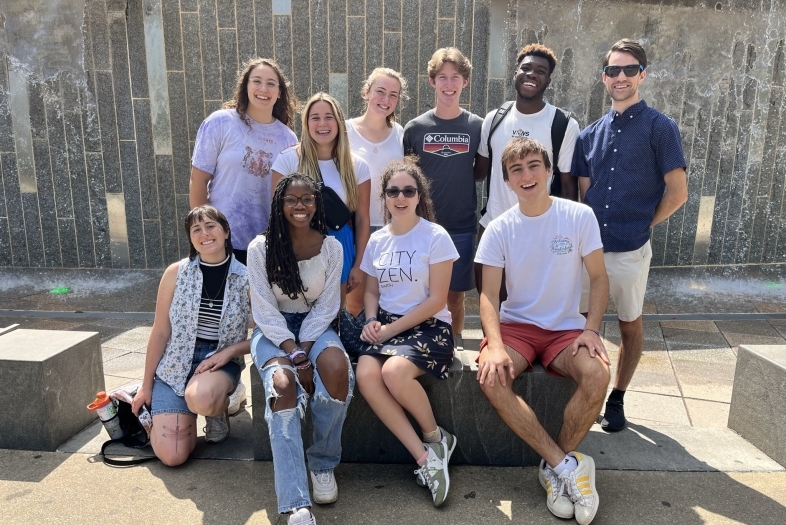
381;356;438;434
184;368;234;417
315;347;350;401
615;316;643;390
356;355;426;460
478;346;565;467
549;346;610;453
150;413;197;466
448;291;465;336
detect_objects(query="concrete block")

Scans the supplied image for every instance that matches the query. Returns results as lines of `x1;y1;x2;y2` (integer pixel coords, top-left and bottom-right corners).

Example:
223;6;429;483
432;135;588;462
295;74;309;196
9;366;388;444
729;345;786;467
252;350;576;466
0;329;103;451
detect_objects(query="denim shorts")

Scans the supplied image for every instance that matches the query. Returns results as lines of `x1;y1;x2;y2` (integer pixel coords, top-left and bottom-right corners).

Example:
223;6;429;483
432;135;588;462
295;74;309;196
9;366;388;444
150;339;241;416
449;230;476;292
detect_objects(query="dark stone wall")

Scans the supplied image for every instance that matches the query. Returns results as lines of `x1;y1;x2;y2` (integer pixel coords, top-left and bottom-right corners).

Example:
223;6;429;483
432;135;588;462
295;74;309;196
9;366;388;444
0;0;785;268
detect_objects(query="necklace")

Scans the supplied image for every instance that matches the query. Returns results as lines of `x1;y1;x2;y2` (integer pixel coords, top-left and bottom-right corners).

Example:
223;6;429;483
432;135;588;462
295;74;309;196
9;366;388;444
201;256;230;308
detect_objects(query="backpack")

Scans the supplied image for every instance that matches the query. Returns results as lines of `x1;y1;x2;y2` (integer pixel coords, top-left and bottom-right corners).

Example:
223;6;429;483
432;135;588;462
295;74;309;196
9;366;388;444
481;102;570;214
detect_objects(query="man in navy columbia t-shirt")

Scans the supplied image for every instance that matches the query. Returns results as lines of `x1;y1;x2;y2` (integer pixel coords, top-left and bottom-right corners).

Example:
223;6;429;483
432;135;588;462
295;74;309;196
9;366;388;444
572;39;688;432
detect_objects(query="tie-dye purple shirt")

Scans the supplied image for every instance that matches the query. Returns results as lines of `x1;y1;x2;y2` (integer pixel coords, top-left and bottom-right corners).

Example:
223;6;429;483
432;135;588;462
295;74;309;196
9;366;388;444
192;109;297;250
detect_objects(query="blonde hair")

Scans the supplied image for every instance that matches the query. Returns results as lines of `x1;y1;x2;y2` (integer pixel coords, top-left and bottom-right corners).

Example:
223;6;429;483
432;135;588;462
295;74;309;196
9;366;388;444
361;68;409;128
298;93;360;212
427;47;472;79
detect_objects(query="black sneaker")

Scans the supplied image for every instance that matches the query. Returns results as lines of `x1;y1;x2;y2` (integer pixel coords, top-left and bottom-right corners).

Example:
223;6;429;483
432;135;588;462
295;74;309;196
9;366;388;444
600;398;626;432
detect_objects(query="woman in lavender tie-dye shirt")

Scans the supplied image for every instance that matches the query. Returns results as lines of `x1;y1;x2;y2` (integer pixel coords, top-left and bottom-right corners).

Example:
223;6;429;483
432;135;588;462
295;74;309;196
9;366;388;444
190;58;299;265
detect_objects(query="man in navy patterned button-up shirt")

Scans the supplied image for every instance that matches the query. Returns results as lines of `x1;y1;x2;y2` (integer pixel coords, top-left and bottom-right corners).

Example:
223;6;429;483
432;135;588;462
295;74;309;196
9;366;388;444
571;39;688;433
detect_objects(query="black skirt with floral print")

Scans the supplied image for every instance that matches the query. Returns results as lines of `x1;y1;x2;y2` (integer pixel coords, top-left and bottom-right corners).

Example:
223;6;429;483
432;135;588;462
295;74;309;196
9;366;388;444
357;308;455;380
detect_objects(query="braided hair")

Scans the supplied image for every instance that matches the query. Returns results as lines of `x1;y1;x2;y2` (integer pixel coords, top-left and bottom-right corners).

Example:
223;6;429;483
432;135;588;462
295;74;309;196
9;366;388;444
264;173;328;302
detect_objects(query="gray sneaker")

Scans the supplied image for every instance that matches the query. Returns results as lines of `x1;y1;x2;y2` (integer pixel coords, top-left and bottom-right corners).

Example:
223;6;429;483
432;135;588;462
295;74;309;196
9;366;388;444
414;441;450;507
416;428;456;487
204;410;230;444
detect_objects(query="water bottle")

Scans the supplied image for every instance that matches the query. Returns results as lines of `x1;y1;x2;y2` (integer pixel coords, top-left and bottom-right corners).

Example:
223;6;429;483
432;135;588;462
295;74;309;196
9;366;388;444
87;391;126;440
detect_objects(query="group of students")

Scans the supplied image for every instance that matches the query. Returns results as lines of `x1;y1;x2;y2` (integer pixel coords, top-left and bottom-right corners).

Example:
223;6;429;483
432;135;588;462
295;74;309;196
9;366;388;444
131;37;688;525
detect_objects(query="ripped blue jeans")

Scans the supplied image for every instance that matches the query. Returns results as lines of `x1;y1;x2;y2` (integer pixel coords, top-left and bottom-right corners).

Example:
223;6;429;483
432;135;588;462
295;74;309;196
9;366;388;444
251;316;354;514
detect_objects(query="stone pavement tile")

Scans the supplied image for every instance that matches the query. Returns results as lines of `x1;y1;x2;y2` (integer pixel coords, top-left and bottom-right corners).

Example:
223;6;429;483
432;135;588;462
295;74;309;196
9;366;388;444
670;348;737;403
684;398;730;428
102;351;146;378
19;318;86;331
754;300;786;313
716;319;784;338
603;321;666;351
624;352;681;397
662;328;730;350
102;326;152;352
101;347;131;361
768;319;786;339
612;390;690;426
103;374;139;391
660;320;719;333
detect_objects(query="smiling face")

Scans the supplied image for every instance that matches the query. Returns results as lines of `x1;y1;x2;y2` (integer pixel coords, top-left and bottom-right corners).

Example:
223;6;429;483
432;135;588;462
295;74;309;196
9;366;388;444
282;180;317;229
307;100;339;148
189;218;229;260
429;62;469;108
602;50;646;106
514;55;551;101
365;75;401;118
246;64;281;117
504;151;552;203
384;171;420;220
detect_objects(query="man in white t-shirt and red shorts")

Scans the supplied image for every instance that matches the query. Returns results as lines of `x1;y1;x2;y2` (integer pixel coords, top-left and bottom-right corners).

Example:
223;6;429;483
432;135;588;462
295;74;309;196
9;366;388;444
475;137;610;525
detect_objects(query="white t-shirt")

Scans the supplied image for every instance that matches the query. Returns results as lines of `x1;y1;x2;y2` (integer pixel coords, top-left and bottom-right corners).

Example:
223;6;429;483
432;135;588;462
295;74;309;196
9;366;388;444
192;109;297;250
475;198;602;331
346;119;404;227
272;147;371;205
361;218;459;325
478;103;580;228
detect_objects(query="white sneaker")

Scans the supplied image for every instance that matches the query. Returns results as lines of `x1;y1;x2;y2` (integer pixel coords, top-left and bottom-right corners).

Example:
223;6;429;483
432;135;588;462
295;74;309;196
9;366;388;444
416;428;456;487
414;441;450;507
560;452;599;525
288;508;316;525
539;459;574;519
310;470;338;504
227;380;247;416
204;410;230;444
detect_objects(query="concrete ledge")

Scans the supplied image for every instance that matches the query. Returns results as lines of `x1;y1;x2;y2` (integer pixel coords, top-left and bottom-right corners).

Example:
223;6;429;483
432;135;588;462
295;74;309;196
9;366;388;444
0;329;103;451
252;349;576;466
729;345;786;467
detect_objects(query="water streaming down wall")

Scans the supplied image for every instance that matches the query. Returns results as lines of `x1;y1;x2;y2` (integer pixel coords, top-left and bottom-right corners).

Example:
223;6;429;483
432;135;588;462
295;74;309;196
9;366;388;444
0;0;785;269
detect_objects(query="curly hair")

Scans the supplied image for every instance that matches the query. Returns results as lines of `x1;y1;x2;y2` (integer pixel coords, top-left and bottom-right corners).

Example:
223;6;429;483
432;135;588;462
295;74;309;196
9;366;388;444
264;174;327;303
360;67;409;127
516;43;558;75
184;205;233;261
379;156;436;224
223;57;300;129
427;47;472;79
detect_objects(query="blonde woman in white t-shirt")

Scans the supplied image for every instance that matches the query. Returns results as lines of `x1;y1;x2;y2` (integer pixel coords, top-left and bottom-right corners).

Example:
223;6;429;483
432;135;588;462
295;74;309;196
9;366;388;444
345;68;408;314
356;159;459;509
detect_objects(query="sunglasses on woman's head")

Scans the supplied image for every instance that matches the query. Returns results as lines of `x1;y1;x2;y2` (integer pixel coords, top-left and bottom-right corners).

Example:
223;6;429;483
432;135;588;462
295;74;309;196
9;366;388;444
384;187;418;198
603;64;644;78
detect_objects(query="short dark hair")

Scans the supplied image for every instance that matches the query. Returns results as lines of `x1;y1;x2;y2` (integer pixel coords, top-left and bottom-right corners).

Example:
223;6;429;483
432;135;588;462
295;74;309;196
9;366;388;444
184;205;232;260
501;138;551;182
516;43;558;76
604;39;648;69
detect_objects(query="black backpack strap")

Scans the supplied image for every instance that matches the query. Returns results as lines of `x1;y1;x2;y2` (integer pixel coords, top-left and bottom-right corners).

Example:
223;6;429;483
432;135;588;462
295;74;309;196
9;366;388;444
549;108;570;196
481;101;515;215
101;434;156;467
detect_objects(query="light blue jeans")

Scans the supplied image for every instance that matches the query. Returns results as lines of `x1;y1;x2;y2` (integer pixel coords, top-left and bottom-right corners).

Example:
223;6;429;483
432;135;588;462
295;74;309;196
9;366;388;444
251;319;354;514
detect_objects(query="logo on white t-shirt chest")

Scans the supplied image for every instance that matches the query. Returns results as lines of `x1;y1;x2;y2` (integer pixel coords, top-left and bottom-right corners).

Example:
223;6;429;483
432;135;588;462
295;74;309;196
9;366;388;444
423;133;470;157
551;235;573;255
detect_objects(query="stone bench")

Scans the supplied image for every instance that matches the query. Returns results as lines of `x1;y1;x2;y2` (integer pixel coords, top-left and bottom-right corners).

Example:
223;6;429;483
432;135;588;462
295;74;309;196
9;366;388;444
729;345;786;467
0;328;104;451
251;348;576;466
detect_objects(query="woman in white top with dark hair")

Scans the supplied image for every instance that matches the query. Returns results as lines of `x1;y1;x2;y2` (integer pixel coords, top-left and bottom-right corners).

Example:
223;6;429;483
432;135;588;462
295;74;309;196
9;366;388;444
345;67;407;314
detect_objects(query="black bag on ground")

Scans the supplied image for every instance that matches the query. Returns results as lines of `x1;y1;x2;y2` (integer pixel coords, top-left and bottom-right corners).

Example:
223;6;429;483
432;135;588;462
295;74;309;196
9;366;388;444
100;386;156;467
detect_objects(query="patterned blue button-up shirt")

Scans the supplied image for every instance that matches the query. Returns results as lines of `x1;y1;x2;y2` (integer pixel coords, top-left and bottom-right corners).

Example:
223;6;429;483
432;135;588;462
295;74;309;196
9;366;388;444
571;100;686;252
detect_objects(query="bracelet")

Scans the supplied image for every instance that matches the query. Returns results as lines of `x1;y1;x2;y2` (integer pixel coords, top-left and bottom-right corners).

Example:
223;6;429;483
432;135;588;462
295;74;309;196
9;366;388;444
296;360;312;370
287;348;306;365
584;328;601;337
364;316;378;326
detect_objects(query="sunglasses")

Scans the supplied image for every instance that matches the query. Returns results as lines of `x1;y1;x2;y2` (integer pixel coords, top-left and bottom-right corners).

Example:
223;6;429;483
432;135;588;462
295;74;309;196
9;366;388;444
384;187;418;198
603;64;644;78
283;195;316;207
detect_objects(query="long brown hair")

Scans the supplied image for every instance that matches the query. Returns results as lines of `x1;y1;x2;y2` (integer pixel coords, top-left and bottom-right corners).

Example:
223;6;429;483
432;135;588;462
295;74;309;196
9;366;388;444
224;57;299;129
379;157;435;224
297;92;360;212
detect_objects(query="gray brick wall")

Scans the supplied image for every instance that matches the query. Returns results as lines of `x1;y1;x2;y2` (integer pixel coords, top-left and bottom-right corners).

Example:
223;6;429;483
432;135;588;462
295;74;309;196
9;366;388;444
1;0;785;268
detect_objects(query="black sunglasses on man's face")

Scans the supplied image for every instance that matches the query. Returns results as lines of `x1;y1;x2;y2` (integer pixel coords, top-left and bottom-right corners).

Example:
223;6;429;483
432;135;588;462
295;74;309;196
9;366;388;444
603;64;644;78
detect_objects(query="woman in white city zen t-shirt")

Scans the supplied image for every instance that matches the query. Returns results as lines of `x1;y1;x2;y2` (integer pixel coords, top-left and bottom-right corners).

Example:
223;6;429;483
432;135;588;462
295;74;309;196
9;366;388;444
345;67;407;315
272;93;371;308
356;159;459;508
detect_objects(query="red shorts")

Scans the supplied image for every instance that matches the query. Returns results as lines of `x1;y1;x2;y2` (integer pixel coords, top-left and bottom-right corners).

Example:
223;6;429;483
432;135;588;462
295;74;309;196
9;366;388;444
479;323;583;377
